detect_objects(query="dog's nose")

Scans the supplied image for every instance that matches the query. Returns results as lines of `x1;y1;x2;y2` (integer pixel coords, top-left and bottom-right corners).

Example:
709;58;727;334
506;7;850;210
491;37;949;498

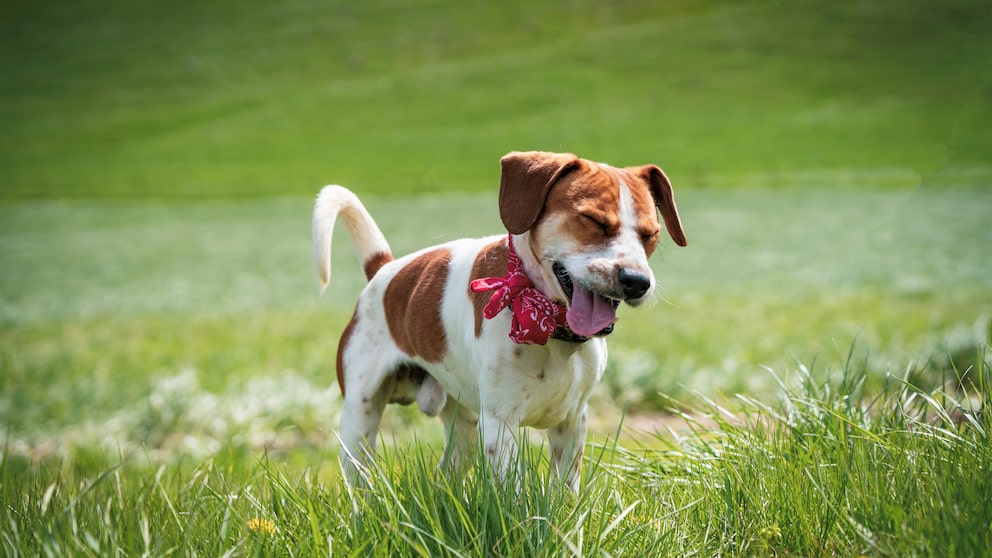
618;268;651;300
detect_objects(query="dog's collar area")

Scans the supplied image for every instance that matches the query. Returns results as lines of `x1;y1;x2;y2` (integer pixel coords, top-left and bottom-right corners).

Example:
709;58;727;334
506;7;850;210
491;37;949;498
470;235;619;345
550;322;614;344
470;235;568;345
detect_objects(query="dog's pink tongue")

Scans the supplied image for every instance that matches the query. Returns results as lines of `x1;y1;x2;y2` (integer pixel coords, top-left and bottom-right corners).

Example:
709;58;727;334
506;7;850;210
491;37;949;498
566;283;617;337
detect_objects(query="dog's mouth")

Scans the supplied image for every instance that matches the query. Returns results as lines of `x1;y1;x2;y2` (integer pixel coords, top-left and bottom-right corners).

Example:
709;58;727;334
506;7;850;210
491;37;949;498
553;262;619;337
553;262;574;299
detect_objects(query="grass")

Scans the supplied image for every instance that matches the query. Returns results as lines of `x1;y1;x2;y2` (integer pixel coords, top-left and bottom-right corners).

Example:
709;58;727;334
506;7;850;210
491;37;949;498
3;350;989;556
1;185;988;555
2;187;988;445
1;0;990;198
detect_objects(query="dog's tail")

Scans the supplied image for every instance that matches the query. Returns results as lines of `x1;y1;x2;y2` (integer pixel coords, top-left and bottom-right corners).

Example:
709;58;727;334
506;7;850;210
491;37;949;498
313;185;393;293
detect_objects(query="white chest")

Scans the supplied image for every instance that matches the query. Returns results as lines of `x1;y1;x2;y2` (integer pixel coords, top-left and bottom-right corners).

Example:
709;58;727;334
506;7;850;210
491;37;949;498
479;339;607;429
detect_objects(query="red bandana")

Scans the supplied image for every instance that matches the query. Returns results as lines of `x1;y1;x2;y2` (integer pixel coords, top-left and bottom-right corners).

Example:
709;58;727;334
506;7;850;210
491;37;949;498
470;235;567;345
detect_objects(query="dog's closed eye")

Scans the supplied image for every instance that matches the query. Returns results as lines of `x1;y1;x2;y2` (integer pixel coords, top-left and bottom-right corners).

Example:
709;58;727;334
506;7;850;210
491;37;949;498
640;228;660;244
581;213;611;236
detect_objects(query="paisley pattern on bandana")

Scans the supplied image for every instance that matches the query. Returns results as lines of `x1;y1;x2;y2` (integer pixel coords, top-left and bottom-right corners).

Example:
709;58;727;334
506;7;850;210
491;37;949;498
470;235;567;345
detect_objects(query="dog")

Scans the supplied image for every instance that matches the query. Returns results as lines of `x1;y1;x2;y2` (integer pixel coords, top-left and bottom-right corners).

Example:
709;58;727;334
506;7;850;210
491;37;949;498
312;151;686;491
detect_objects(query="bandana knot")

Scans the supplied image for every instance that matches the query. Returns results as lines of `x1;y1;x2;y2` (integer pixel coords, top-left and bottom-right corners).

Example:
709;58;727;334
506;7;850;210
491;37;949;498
470;235;567;345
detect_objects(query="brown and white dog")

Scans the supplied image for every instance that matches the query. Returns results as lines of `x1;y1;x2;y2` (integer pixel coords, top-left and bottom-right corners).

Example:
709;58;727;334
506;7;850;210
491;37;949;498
312;151;686;491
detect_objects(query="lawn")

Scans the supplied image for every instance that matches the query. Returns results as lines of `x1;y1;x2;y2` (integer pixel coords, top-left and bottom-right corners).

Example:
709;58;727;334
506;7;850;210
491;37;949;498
2;0;990;197
3;356;990;556
2;0;991;555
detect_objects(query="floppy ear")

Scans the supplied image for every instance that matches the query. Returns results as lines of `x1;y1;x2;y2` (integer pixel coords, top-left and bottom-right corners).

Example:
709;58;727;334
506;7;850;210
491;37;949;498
634;164;687;247
498;151;582;234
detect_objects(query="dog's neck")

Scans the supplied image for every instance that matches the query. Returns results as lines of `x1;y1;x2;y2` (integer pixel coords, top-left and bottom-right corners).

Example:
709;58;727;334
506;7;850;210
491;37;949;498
511;233;560;304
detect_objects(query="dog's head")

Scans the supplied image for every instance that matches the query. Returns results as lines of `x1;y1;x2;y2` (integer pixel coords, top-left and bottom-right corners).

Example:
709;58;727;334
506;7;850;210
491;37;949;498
498;151;686;337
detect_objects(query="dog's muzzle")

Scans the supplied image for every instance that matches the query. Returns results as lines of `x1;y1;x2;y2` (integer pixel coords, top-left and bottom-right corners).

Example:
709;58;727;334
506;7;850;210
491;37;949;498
553;261;650;305
552;261;620;340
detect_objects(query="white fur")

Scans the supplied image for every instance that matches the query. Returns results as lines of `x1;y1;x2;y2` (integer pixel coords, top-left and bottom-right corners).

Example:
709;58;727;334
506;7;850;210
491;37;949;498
313;185;391;292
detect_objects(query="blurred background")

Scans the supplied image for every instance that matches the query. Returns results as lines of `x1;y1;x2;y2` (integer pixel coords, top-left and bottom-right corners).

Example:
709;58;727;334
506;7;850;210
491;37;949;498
3;0;990;197
1;0;990;463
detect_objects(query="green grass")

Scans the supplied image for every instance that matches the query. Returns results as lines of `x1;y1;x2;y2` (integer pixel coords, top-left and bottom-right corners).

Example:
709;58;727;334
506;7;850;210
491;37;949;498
2;0;990;198
2;187;988;445
3;351;989;556
1;187;986;556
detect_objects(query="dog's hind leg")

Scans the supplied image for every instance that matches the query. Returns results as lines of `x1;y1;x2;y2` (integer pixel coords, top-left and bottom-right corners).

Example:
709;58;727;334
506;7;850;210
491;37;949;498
339;375;393;486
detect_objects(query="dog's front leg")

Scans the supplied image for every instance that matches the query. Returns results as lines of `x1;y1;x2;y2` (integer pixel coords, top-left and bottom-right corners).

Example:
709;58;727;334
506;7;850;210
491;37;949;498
548;406;589;493
481;411;520;487
439;398;479;474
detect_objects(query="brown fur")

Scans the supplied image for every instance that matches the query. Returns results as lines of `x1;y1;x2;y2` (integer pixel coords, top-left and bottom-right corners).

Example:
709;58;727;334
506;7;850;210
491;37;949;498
540;164;624;247
363;251;394;280
383;248;452;362
634;164;686;247
498;152;582;234
620;167;665;256
336;312;359;395
469;238;510;337
498;152;686;250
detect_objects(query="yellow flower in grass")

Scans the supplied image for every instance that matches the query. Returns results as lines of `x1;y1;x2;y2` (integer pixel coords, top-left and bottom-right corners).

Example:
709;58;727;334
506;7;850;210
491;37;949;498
247;518;277;535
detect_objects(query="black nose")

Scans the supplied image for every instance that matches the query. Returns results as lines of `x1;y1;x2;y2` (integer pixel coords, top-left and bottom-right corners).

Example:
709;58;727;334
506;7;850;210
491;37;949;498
618;268;651;300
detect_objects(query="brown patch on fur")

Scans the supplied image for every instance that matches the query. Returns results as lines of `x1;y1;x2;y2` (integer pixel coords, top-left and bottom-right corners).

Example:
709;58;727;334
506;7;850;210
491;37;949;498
620;167;664;257
497;151;684;247
383;249;451;362
363;251;394;280
336;310;359;396
498;151;582;234
629;164;686;247
540;164;622;247
469;239;509;337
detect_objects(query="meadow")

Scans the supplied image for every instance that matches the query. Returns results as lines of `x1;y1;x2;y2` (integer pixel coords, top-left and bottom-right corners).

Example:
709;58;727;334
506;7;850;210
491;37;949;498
2;0;991;555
